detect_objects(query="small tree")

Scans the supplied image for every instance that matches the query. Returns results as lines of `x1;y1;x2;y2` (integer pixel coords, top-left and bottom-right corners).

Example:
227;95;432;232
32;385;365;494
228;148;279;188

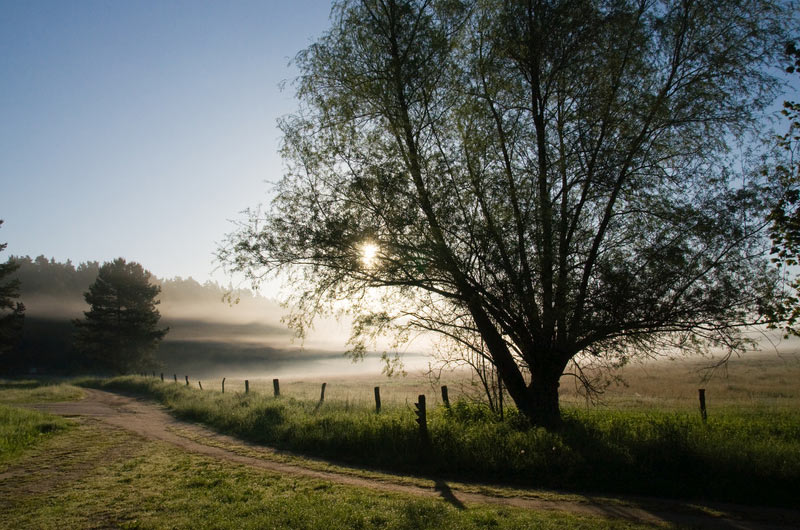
0;220;25;356
74;258;168;374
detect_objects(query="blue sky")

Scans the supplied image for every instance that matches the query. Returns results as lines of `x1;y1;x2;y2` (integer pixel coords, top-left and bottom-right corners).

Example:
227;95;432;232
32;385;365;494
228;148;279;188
0;0;333;285
1;0;798;290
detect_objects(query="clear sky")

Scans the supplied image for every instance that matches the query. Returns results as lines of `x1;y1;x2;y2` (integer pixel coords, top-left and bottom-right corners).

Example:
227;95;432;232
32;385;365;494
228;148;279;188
0;0;333;286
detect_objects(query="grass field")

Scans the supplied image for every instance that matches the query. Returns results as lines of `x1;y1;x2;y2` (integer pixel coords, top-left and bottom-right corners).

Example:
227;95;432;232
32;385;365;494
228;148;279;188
152;349;800;410
82;352;800;508
0;379;85;404
0;401;658;529
0;380;79;467
2;353;798;528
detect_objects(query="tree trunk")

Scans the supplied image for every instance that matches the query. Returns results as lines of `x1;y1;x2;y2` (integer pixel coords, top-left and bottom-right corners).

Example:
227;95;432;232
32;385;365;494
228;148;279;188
526;369;562;429
503;360;564;430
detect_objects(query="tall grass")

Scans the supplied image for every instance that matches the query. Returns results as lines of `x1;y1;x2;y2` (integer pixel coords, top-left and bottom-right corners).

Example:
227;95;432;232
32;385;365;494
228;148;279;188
0;404;71;465
85;376;800;507
0;380;85;404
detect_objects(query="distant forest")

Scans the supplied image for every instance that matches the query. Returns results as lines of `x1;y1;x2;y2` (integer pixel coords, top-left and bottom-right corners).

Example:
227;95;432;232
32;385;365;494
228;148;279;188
3;256;301;376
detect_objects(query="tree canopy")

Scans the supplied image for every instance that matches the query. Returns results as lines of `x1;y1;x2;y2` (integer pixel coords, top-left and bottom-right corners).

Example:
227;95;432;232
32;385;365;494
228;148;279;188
73;258;168;374
222;0;791;427
0;220;25;356
767;41;800;332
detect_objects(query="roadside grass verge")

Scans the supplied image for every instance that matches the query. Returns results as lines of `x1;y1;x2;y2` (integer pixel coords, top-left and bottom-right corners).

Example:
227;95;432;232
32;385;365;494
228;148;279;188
83;376;800;508
0;379;85;404
0;404;72;466
1;420;662;530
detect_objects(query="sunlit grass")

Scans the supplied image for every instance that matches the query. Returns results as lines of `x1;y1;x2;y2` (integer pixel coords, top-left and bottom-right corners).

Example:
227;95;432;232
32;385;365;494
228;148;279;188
82;374;800;508
0;380;85;404
1;417;658;530
0;404;71;466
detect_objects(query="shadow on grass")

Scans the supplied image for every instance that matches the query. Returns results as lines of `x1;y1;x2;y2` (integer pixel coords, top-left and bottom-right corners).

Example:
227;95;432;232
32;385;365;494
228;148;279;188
81;376;800;510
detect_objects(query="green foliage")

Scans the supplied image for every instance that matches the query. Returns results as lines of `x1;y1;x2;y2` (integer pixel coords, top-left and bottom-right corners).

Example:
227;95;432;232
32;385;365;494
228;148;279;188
85;376;800;507
0;403;70;465
767;41;800;333
222;0;791;428
0;220;25;356
73;258;168;374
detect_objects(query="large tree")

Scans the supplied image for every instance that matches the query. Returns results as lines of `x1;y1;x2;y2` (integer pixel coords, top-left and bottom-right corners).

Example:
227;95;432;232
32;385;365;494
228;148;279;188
223;0;790;427
0;220;25;356
74;258;168;374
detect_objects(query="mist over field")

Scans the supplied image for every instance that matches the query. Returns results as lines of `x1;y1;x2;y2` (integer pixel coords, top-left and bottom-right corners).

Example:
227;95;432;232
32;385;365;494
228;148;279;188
5;256;425;376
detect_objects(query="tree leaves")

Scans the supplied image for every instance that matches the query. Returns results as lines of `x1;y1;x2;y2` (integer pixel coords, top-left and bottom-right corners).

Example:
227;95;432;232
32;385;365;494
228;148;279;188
222;0;790;427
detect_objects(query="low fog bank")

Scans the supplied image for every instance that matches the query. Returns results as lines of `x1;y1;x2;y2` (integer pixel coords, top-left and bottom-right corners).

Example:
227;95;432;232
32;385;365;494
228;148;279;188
158;343;432;380
9;255;797;377
11;256;355;352
5;257;365;373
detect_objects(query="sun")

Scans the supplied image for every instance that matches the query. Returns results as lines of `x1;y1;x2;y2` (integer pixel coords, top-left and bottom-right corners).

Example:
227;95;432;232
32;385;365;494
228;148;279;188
361;242;379;269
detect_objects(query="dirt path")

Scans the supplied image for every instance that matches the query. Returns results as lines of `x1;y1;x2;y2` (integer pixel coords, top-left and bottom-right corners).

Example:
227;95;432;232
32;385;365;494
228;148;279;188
24;389;800;529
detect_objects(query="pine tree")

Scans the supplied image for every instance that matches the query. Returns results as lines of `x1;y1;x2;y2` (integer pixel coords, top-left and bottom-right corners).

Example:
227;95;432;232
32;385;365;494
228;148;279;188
74;258;168;374
0;220;25;356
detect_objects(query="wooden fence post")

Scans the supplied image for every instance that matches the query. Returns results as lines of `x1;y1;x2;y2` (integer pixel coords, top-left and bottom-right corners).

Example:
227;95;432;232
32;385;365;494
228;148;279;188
198;381;203;390
319;382;327;404
245;380;249;394
441;385;450;408
414;394;428;443
173;374;177;383
222;377;225;394
699;388;707;423
185;375;189;386
374;386;381;413
273;378;280;397
160;373;164;382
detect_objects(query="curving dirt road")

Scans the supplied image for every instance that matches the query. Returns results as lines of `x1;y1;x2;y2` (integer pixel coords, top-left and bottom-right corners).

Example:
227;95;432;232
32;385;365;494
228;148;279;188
23;389;800;529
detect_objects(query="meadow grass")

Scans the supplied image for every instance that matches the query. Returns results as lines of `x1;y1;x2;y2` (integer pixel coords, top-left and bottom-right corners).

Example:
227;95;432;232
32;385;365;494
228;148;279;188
0;379;85;404
84;373;800;508
0;414;661;529
0;404;71;467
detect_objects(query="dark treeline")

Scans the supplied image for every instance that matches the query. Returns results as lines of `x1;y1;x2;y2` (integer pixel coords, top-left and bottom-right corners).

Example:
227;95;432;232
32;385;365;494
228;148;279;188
11;255;100;303
2;255;292;375
10;255;269;312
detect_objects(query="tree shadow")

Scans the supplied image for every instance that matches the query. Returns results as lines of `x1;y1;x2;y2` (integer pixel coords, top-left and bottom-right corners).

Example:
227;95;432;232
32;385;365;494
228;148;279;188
434;480;465;510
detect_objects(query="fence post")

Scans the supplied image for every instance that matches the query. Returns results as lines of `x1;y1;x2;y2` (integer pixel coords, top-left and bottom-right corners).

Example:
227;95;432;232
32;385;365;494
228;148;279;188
273;378;280;397
185;375;189;386
374;386;381;413
222;377;225;394
319;382;327;404
173;374;177;383
699;388;707;423
160;373;164;382
415;394;429;443
198;380;203;390
245;380;249;394
441;385;450;408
